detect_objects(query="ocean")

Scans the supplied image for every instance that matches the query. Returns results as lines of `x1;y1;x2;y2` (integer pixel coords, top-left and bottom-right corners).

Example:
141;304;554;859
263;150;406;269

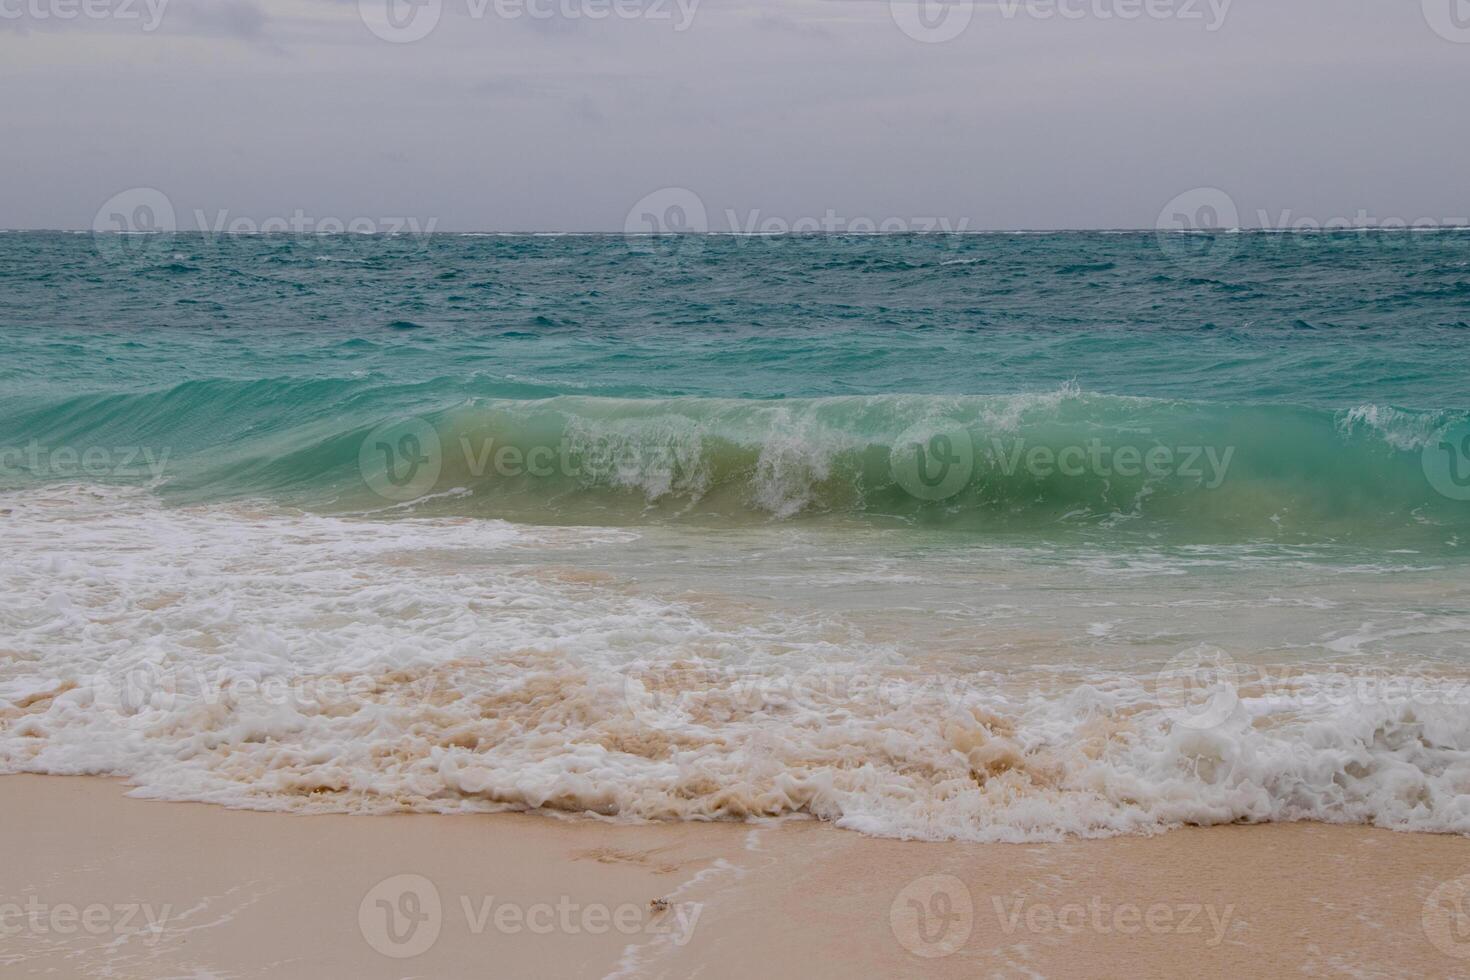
2;229;1469;841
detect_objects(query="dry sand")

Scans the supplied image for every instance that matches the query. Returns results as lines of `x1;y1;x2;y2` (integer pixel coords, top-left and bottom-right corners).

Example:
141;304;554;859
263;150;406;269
2;774;1469;978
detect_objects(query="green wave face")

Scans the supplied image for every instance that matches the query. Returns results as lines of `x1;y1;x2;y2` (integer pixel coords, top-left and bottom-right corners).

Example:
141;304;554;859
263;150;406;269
7;377;1467;545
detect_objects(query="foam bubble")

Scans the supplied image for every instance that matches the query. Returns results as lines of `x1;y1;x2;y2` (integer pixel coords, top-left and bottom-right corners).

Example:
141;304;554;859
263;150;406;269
3;486;1470;841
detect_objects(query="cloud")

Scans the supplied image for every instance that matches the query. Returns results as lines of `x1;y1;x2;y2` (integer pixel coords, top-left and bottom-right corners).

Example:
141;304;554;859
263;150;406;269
753;11;832;38
167;0;268;39
2;0;1467;230
568;93;602;122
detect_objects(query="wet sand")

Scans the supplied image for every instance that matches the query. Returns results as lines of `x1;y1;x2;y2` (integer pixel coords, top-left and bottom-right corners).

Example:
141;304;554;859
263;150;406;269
2;774;1468;978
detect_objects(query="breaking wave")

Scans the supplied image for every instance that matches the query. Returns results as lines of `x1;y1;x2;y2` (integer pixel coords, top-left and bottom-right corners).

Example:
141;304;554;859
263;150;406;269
5;380;1468;540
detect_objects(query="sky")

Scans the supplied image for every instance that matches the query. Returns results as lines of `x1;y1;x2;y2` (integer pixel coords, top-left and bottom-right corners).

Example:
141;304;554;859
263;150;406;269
2;0;1468;231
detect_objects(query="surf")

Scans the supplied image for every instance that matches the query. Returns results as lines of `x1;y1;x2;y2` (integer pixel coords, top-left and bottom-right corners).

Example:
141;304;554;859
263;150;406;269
6;378;1467;545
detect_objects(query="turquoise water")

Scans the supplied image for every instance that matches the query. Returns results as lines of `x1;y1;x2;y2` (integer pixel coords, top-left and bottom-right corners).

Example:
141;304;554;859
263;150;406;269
2;230;1469;546
3;230;1470;839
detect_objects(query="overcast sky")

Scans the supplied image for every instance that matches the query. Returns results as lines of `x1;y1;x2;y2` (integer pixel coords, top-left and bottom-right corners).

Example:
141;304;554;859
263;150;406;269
2;0;1467;231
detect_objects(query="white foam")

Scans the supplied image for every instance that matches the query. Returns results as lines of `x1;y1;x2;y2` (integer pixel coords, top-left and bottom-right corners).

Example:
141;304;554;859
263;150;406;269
1337;403;1447;452
3;486;1470;841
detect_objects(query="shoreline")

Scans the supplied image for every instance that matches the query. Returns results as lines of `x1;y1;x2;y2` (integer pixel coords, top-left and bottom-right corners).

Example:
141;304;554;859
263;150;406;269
3;775;1468;978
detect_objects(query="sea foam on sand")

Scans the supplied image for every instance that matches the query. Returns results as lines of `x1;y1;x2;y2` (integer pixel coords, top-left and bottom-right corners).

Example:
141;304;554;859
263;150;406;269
3;486;1470;842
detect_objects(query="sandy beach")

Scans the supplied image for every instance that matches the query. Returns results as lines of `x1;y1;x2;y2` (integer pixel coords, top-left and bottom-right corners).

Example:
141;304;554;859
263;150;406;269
8;0;1470;973
0;775;1466;978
